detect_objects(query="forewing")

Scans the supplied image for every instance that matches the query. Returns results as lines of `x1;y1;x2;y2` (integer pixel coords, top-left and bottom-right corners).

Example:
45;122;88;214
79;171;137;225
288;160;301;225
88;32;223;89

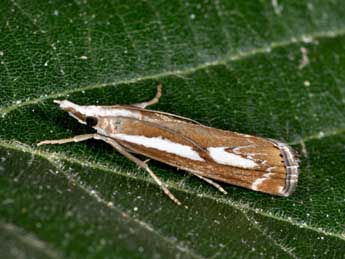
97;114;298;196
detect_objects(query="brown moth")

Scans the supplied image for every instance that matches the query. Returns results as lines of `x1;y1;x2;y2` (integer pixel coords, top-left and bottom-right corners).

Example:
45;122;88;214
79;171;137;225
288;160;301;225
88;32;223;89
38;85;299;205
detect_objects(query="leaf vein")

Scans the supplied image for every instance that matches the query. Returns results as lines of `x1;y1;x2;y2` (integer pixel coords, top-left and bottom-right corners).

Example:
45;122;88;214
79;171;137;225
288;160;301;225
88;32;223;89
0;140;205;259
1;27;345;116
0;139;344;243
1;222;63;259
242;213;297;258
289;127;345;145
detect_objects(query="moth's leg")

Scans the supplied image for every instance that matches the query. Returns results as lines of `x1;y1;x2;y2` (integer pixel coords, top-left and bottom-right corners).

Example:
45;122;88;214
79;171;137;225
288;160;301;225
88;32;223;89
143;159;151;164
37;134;97;146
132;84;162;108
94;134;182;205
191;173;228;194
38;132;182;205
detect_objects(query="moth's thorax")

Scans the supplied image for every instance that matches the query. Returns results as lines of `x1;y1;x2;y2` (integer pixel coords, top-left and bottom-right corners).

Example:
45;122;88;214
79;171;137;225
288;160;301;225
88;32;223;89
95;117;125;135
93;112;168;136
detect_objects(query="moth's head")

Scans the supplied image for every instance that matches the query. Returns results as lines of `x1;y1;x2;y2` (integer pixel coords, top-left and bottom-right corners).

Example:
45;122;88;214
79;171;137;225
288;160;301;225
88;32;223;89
54;100;99;128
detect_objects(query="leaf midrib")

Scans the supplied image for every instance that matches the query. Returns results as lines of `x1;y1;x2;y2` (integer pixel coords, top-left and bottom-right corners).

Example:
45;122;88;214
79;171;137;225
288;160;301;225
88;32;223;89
0;137;344;243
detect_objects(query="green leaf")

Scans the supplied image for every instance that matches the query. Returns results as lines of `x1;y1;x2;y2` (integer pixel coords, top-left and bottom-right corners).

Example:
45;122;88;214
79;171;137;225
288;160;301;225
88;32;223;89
1;0;344;258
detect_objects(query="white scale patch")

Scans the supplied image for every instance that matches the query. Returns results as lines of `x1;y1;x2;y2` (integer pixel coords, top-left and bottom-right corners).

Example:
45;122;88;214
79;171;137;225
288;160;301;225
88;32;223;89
251;166;276;191
112;134;204;161
207;147;257;169
56;100;141;119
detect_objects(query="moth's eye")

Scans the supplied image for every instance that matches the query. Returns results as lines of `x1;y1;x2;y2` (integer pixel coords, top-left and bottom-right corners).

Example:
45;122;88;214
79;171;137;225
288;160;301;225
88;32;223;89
86;116;98;127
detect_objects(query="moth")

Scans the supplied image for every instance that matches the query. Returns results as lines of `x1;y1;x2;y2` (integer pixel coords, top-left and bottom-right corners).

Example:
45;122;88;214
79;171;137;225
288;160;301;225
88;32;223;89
38;85;299;205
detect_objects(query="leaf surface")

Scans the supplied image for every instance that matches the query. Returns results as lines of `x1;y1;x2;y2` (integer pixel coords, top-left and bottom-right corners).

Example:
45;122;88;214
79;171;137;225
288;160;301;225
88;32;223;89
1;0;345;258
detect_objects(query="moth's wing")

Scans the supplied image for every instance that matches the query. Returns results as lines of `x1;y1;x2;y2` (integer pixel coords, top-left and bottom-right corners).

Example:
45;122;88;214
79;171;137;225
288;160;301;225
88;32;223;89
103;116;298;196
148;120;299;197
114;105;203;125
